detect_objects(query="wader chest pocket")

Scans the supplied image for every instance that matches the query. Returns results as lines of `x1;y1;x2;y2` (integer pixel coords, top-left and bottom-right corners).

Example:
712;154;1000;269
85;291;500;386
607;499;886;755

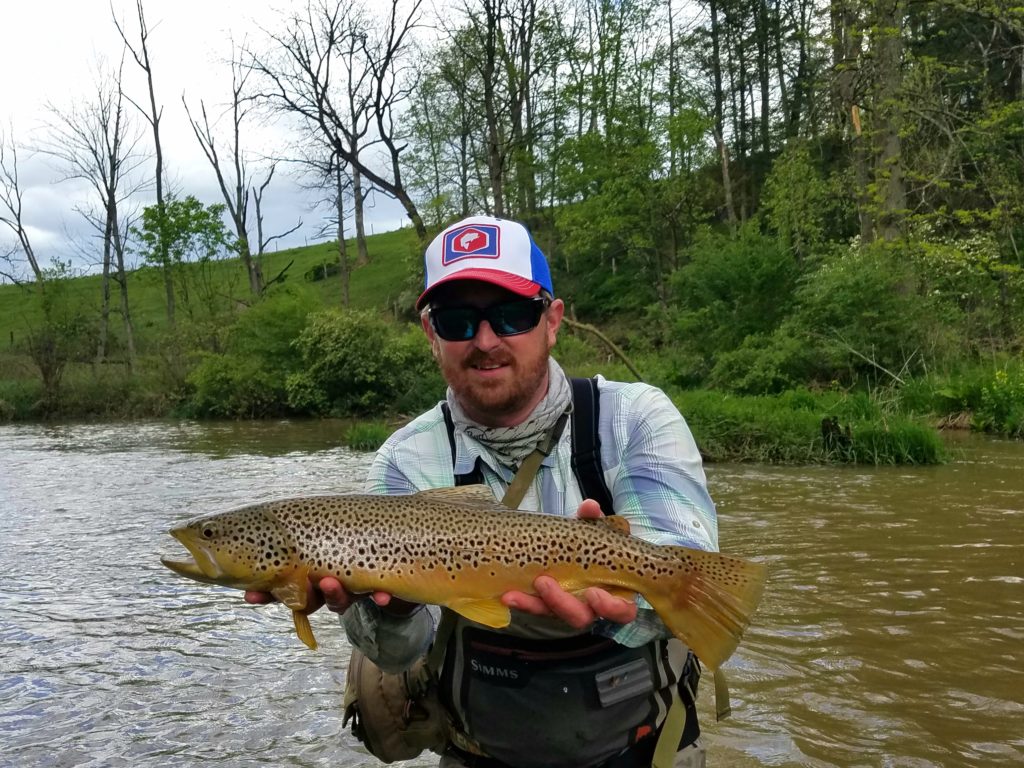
595;658;654;708
450;629;659;768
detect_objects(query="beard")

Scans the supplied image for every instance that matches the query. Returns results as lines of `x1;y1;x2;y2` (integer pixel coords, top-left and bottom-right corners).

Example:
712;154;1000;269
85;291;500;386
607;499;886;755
442;345;551;425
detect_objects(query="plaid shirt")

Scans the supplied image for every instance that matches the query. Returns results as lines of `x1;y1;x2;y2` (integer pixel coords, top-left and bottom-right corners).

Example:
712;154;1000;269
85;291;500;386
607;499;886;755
346;375;718;657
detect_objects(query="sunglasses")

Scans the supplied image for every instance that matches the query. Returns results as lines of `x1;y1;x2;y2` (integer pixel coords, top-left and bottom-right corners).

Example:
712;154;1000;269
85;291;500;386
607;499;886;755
428;297;550;341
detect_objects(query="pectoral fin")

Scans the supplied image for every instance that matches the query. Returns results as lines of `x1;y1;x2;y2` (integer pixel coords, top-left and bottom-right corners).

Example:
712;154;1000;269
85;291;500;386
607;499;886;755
271;574;309;611
270;573;318;651
447;598;512;628
293;611;318;650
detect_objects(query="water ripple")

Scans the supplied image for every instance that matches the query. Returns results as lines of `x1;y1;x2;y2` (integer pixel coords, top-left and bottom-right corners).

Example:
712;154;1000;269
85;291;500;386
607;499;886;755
1;423;1021;767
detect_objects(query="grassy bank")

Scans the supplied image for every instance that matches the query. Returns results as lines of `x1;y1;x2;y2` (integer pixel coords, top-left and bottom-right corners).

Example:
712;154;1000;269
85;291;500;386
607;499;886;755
2;228;1021;465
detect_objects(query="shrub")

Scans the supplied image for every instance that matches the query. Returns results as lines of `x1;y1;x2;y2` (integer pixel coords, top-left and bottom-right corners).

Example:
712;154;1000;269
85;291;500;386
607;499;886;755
669;226;801;366
975;367;1024;437
708;330;816;394
674;388;945;465
790;241;958;384
286;309;442;417
185;288;314;418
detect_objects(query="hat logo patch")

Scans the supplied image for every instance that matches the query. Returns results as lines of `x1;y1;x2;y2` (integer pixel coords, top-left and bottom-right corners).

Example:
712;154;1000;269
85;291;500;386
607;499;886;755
443;224;500;264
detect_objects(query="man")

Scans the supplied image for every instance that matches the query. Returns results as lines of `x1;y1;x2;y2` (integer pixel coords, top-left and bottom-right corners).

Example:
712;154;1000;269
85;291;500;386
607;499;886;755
248;215;717;767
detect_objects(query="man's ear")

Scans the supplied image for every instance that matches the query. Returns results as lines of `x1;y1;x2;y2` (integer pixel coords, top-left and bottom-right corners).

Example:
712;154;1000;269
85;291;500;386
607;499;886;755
421;311;440;357
545;298;565;348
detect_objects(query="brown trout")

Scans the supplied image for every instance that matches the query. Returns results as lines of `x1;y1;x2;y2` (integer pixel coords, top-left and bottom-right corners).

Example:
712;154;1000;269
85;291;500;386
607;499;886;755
161;486;766;669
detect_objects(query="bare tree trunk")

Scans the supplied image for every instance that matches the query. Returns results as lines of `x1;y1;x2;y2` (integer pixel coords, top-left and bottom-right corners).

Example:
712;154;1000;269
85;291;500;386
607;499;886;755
336;161;351;306
352;160;369;266
709;0;738;233
112;215;137;373
756;0;772;156
872;0;906;241
0;136;45;285
115;0;174;326
183;53;266;296
40;57;144;366
251;0;426;239
831;0;874;243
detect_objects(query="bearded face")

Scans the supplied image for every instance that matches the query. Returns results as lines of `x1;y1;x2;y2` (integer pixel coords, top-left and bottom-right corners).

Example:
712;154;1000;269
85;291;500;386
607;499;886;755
422;282;563;428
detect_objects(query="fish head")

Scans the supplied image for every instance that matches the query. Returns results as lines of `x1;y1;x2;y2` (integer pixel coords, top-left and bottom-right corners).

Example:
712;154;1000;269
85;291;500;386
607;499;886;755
161;503;295;591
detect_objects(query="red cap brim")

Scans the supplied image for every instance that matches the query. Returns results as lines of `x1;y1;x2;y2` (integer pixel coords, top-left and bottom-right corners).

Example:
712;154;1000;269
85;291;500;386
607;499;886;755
416;269;542;309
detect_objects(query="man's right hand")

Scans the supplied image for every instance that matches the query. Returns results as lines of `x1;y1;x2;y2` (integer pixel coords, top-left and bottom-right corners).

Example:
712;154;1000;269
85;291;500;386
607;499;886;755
244;577;418;616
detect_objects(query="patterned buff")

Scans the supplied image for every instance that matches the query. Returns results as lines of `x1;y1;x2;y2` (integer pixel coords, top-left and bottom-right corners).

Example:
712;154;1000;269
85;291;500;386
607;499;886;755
446;358;572;468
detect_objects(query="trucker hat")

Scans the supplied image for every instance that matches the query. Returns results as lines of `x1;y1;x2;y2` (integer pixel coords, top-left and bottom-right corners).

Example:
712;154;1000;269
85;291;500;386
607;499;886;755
416;216;554;309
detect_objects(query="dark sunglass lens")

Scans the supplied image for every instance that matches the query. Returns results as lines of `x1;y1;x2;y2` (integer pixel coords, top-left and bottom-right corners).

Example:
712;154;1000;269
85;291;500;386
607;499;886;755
432;307;478;340
490;299;544;335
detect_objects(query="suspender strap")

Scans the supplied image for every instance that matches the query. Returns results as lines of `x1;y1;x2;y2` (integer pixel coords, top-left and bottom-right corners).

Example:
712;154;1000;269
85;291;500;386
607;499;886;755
652;689;687;768
441;402;484;485
569;377;616;516
501;412;569;510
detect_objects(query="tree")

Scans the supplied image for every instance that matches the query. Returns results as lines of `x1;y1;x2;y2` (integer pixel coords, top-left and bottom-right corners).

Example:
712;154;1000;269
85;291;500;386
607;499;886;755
0;128;44;285
41;58;145;368
184;54;261;296
250;0;428;239
114;0;174;324
133;196;236;326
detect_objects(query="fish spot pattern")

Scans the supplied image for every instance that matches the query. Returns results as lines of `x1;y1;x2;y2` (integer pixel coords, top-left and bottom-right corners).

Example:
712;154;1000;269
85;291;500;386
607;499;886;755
180;493;755;602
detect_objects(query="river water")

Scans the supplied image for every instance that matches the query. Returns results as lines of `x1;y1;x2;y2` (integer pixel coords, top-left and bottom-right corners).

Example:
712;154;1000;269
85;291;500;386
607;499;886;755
0;421;1020;767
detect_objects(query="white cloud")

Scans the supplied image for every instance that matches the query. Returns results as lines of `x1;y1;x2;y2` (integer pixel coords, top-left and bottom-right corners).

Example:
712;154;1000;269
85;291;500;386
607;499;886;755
1;0;413;274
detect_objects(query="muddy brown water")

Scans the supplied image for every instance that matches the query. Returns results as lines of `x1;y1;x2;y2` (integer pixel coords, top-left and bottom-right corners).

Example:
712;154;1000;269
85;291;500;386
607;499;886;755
0;422;1020;766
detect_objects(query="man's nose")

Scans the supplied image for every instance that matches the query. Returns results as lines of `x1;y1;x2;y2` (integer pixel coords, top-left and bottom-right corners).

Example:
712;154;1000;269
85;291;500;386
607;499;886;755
472;319;501;350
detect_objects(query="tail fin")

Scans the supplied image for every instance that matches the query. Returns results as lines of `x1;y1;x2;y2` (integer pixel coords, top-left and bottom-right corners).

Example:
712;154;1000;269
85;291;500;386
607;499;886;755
644;548;767;670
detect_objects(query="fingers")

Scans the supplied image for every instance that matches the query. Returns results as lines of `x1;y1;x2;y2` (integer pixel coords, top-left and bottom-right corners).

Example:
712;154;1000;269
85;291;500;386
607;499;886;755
244;591;275;605
319;576;353;614
582;587;638;624
502;576;636;630
576;498;604;520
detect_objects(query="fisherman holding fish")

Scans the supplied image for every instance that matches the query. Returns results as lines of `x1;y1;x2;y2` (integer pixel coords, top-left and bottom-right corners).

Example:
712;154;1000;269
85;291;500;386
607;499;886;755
214;216;765;767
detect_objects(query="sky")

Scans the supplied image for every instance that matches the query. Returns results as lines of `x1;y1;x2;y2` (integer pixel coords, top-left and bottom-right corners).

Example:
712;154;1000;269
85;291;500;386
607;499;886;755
0;0;413;278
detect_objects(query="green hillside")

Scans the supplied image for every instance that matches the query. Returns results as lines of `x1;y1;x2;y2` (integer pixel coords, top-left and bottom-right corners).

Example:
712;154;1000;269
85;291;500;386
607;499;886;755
0;227;422;351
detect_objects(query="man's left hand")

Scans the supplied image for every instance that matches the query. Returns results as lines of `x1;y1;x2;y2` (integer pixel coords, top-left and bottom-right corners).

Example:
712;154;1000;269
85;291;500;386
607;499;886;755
500;499;638;629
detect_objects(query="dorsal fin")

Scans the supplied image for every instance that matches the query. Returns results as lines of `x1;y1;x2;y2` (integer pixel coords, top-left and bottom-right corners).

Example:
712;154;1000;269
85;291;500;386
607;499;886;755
592;515;631;536
414;485;503;509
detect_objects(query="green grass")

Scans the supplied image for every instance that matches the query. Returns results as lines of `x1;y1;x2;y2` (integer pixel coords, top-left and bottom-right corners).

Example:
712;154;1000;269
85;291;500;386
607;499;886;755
343;421;394;452
0;227;423;357
674;389;947;465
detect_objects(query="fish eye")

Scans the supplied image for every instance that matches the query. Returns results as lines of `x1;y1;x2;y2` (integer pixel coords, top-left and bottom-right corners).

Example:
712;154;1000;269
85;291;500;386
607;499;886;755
203;528;215;539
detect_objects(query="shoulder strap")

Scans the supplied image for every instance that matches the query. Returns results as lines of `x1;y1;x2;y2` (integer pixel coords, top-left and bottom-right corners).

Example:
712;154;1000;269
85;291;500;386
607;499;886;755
570;377;616;516
441;402;484;485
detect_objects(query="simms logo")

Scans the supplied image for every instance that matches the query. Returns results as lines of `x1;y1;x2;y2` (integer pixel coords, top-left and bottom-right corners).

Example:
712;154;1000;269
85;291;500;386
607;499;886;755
470;659;520;680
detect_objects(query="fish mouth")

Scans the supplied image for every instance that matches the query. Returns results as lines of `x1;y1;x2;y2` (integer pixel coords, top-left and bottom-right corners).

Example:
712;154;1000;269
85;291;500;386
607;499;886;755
161;527;226;584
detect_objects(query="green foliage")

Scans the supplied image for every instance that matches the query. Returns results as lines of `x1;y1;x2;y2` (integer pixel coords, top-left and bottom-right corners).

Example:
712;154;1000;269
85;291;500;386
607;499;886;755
674;388;945;465
188;356;290;419
344;421;393;452
708;329;816;395
286;309;442;417
554;131;668;315
17;262;95;413
669;226;801;369
761;144;834;262
789;241;959;383
185;288;313;419
913;231;1023;351
134;195;235;268
976;368;1024;437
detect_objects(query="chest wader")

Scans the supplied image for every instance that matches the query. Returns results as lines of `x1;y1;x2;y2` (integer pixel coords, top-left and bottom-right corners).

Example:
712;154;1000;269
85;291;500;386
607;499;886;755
436;378;728;768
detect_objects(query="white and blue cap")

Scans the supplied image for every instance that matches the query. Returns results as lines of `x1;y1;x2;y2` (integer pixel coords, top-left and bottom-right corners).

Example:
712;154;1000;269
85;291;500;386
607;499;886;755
417;215;554;310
